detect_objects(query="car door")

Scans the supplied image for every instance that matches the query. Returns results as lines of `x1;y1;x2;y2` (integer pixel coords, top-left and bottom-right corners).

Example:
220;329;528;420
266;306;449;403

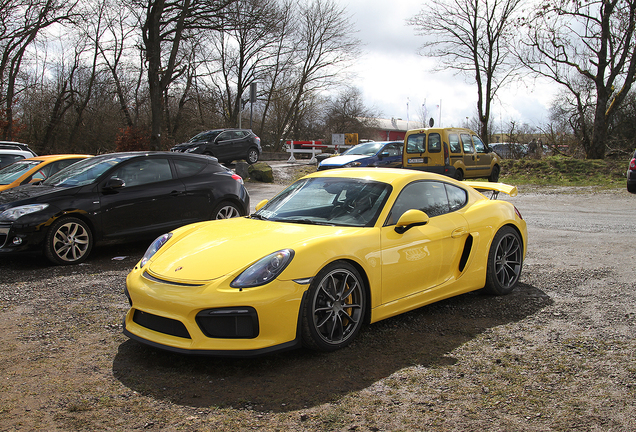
460;133;477;175
377;143;403;167
214;131;243;162
380;181;469;304
98;157;187;239
471;135;493;176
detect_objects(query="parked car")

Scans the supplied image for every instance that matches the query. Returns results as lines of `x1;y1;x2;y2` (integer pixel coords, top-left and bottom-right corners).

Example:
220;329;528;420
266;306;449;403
0;142;38;169
317;141;403;170
0;154;91;192
0;152;249;265
628;149;636;193
171;129;262;164
123;168;526;356
489;143;528;159
402;127;501;181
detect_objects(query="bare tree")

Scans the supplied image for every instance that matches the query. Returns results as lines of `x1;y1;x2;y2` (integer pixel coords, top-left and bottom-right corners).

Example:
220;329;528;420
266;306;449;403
518;0;636;159
408;0;523;143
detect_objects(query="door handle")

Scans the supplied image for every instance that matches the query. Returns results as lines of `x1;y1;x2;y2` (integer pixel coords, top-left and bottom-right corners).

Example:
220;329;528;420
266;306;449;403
451;227;468;238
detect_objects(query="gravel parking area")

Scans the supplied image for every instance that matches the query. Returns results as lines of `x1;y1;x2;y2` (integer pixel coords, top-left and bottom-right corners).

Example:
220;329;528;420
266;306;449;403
0;173;634;431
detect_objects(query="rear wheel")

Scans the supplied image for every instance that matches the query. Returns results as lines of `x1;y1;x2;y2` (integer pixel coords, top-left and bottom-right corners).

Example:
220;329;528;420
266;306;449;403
484;226;523;295
454;168;464;181
45;217;93;265
246;147;259;164
302;261;367;351
212;201;241;219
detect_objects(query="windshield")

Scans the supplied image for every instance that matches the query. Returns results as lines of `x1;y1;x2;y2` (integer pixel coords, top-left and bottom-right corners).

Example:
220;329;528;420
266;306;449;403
0;160;42;185
43;155;129;187
188;130;222;143
343;142;383;156
254;177;391;227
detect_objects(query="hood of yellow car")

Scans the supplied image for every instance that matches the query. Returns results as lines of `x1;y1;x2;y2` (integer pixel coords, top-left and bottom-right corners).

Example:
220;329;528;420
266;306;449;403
146;217;344;283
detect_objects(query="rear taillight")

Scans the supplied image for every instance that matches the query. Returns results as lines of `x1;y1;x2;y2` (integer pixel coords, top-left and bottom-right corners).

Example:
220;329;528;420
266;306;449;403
231;173;244;184
514;206;523;220
630;158;636;170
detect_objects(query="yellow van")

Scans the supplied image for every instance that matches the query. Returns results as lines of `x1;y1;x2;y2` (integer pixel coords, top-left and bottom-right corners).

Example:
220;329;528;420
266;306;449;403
402;127;501;182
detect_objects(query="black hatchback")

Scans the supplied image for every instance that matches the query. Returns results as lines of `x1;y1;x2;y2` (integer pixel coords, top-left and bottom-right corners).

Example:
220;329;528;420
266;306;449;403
171;129;262;164
0;152;249;265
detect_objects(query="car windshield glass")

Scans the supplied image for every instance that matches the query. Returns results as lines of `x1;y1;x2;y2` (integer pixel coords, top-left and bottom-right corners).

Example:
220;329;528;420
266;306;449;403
0;160;41;184
43;155;129;187
343;142;383;156
188;130;221;143
254;177;391;227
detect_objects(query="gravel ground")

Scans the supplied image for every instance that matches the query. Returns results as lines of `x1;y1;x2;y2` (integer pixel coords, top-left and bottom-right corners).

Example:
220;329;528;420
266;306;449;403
0;166;634;431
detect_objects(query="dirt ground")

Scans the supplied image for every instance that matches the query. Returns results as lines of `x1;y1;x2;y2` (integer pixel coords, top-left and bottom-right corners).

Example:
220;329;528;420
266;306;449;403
0;166;635;431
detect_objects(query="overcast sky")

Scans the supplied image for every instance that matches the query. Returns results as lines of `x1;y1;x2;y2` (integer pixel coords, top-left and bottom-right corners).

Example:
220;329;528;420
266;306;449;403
340;0;557;131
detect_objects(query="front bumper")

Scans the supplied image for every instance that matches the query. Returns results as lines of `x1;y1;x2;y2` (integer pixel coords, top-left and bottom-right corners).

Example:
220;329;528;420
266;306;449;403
123;269;308;356
0;222;47;255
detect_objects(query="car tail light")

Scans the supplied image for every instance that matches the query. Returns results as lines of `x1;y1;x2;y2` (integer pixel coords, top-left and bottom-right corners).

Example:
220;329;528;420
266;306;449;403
514;205;524;220
630;158;636;170
231;173;244;184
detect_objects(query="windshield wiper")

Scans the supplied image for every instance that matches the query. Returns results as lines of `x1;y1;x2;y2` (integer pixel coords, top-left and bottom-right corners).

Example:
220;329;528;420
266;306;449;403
277;218;334;226
250;213;269;220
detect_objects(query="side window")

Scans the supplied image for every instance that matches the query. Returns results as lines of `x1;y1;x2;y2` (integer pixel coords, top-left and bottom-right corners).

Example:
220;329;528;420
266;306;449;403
217;131;233;142
449;134;461;153
110;158;173;187
461;134;474;153
385;144;401;156
427;133;441;153
406;134;425;154
386;181;450;225
472;135;487;153
445;184;467;211
173;159;207;177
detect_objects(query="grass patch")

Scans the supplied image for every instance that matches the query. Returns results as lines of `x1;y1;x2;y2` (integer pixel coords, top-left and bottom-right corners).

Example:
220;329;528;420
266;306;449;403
499;156;626;188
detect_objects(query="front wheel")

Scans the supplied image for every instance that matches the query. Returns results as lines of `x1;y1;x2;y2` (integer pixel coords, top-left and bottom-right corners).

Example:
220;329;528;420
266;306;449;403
488;165;500;182
212;201;241;219
484;226;523;295
302;261;367;351
45;217;93;265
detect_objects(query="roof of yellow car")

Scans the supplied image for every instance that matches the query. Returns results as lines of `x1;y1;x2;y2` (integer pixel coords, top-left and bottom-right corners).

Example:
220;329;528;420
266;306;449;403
24;154;93;161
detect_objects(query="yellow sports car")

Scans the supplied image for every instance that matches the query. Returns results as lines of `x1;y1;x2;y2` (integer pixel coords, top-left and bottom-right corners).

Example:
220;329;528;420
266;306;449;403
0;154;91;192
124;168;526;356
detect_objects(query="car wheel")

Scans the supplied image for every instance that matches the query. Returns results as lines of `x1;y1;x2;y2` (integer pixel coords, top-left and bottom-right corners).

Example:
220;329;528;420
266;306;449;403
488;165;500;182
246;147;259;164
302;261;367;351
484;226;523;295
454;168;464;181
212;201;241;219
44;217;93;265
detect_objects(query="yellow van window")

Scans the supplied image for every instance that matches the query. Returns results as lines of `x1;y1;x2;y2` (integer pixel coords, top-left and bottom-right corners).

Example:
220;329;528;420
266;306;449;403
472;135;487;153
428;133;441;153
461;134;474;153
449;134;461;153
406;134;425;153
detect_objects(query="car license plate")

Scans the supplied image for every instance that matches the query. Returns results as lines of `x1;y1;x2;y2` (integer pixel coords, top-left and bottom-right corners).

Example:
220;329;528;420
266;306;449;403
408;158;424;163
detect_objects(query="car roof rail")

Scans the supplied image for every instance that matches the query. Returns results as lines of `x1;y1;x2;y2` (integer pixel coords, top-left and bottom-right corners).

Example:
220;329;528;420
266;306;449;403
0;142;32;151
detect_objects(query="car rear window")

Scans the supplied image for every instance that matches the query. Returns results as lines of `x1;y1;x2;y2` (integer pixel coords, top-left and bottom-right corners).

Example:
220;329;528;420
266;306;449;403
173;159;207;177
428;133;441;153
406;134;425;154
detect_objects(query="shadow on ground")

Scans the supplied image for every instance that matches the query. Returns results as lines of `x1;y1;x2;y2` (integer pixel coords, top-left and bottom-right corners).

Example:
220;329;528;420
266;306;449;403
112;283;551;413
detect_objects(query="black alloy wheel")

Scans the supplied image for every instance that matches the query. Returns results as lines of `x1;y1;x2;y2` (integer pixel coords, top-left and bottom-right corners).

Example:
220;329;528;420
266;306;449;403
302;261;367;351
484;226;523;295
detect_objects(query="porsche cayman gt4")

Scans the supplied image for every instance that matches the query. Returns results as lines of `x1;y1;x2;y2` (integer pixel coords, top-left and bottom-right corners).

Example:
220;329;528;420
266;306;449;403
123;168;527;356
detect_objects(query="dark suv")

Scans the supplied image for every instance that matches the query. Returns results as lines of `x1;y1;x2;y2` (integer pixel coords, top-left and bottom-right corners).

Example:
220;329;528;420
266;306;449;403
171;129;262;164
628;149;636;193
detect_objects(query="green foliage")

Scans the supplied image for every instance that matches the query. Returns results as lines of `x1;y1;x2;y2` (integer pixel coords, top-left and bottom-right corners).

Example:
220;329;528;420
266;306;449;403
500;156;626;187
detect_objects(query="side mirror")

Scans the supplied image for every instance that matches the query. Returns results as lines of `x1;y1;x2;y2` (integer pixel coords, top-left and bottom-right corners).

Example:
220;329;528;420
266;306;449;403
255;199;268;211
104;177;125;190
379;151;389;159
394;209;429;234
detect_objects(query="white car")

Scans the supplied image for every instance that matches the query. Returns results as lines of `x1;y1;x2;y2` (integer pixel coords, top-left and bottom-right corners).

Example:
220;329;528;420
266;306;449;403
0;142;37;169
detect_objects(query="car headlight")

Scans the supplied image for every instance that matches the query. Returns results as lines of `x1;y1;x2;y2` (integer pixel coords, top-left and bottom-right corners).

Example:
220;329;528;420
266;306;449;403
139;233;172;268
185;146;200;153
344;161;361;167
231;249;294;288
0;204;49;221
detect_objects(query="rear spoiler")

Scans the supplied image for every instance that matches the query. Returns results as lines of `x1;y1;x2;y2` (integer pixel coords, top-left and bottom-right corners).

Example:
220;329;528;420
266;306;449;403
462;181;518;198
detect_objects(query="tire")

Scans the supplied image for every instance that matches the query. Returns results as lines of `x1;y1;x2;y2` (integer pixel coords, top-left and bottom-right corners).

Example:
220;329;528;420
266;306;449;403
454;168;464;181
212;201;241;219
488;165;500;182
246;147;259;164
484;226;523;295
302;261;367;351
44;217;93;265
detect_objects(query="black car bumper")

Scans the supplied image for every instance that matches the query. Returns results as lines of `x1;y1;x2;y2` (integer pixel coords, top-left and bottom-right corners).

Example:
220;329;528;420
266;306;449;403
628;169;636;193
0;222;47;255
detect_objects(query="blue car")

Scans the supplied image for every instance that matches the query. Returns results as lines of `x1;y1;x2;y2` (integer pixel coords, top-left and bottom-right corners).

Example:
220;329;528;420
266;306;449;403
318;141;403;171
